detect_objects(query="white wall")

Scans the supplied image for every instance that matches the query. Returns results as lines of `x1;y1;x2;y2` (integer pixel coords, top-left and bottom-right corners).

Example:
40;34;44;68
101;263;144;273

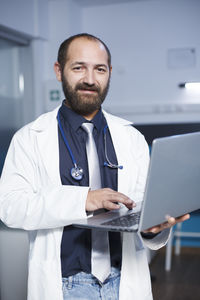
43;0;83;112
45;0;82;80
1;0;200;123
0;0;48;38
80;0;200;123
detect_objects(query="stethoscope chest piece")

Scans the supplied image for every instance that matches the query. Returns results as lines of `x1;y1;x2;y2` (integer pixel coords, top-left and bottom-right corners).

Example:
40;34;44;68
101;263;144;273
71;166;84;181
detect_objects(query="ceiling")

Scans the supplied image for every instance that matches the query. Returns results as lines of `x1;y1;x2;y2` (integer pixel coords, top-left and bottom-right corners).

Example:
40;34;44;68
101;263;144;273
49;0;153;8
74;0;148;6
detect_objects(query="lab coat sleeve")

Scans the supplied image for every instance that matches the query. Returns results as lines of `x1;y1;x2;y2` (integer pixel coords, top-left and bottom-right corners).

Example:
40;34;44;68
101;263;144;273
0;131;88;230
140;228;171;250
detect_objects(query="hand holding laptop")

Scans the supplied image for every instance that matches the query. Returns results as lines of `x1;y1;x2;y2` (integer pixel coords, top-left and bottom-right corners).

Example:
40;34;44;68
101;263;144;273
143;213;190;234
74;132;199;233
86;188;190;234
86;187;190;234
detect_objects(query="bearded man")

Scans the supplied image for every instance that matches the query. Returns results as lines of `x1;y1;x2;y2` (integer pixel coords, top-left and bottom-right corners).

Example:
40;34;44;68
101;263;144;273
0;33;189;300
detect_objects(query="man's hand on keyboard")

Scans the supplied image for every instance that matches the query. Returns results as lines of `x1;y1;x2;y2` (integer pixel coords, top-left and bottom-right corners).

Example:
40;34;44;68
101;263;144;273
86;188;136;212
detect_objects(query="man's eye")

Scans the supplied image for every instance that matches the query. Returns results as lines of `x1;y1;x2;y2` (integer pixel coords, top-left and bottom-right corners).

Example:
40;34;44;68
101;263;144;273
97;67;106;73
73;66;82;71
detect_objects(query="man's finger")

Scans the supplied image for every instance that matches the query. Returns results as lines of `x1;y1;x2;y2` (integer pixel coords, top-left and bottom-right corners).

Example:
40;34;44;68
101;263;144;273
110;193;135;207
166;213;190;224
104;202;120;210
165;215;176;225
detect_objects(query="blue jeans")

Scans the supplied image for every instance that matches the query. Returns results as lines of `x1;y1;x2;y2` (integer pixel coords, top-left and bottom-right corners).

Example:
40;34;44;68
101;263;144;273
62;267;120;300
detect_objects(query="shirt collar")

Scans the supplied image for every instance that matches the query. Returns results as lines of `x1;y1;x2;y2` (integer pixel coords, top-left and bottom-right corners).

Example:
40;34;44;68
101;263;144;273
59;100;103;132
91;107;103;132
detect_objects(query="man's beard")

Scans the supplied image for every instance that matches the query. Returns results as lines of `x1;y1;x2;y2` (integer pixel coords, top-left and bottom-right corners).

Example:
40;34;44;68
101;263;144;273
61;75;110;116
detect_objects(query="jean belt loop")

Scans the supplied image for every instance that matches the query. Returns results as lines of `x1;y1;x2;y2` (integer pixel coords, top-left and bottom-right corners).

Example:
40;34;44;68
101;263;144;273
67;276;73;290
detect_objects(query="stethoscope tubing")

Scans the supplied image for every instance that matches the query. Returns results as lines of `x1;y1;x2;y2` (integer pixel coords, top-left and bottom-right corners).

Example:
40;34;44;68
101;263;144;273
57;110;123;180
57;111;78;168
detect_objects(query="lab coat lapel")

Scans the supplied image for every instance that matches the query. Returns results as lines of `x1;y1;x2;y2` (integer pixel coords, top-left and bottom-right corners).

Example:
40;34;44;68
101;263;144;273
110;127;130;195
103;112;133;196
31;109;61;185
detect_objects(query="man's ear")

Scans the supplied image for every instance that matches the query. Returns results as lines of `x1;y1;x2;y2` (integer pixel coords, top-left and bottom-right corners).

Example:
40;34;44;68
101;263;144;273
54;62;62;82
109;65;112;75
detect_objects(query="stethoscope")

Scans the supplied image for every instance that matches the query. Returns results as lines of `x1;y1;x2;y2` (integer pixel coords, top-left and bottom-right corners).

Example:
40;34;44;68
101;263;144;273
57;111;123;181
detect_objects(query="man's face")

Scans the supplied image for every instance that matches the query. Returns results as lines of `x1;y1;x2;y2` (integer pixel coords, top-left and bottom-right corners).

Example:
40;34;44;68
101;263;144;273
60;38;111;117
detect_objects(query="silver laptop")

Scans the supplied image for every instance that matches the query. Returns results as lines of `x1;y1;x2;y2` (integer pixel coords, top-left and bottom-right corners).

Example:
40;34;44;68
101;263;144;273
72;132;200;232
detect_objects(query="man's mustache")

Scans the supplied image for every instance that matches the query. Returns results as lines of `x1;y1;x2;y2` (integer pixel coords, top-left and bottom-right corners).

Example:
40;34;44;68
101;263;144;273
75;83;100;93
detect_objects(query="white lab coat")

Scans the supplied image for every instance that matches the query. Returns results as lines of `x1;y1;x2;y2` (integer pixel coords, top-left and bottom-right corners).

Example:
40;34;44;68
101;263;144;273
0;107;170;300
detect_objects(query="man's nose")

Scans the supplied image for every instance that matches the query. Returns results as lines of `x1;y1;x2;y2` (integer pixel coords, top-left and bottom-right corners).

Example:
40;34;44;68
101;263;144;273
83;69;95;85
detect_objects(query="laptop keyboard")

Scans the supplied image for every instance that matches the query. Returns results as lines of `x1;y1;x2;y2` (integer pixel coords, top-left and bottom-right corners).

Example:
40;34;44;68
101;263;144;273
101;212;141;228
